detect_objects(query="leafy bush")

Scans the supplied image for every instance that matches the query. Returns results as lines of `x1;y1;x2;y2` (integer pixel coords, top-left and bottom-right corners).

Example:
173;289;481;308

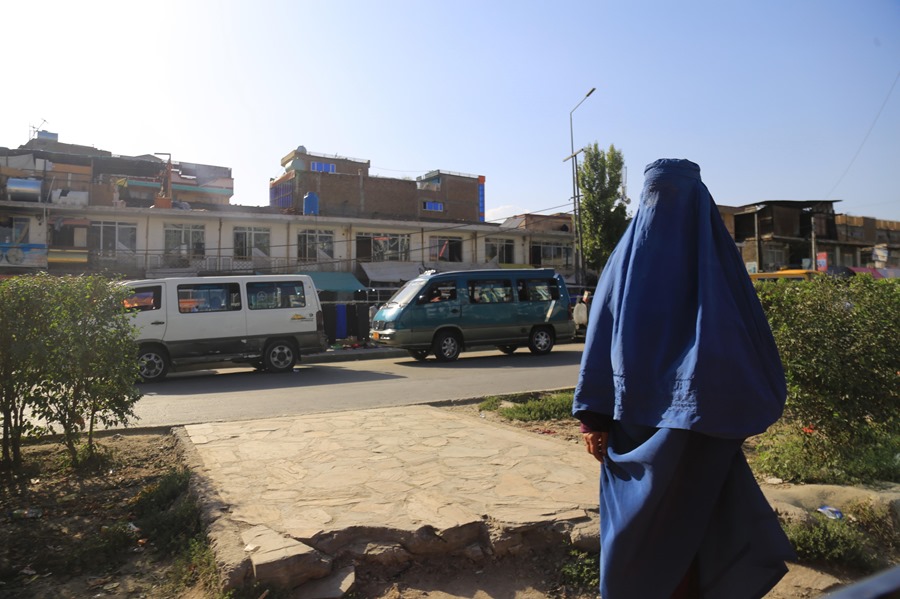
755;276;899;484
0;274;142;469
783;513;885;574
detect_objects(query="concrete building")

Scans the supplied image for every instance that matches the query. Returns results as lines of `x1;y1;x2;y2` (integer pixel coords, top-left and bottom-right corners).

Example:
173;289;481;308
0;136;573;291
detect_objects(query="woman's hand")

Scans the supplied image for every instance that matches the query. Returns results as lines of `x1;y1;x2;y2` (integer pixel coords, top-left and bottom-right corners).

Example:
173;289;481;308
583;430;609;464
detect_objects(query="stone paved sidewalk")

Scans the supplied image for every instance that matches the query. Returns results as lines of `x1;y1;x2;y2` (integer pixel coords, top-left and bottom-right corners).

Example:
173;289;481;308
179;405;600;595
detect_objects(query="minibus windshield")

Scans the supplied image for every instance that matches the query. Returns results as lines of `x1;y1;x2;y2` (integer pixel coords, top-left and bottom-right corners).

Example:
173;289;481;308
384;279;427;307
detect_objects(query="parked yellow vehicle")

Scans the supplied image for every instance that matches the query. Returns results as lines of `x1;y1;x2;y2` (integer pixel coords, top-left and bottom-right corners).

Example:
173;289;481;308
749;269;819;281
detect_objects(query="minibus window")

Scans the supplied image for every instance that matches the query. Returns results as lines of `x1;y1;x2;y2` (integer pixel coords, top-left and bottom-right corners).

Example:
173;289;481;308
521;278;559;302
469;280;513;304
177;283;240;313
247;281;307;310
124;286;161;312
419;282;457;304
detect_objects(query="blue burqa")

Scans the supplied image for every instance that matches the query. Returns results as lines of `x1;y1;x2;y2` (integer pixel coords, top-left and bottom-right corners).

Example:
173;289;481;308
573;159;795;598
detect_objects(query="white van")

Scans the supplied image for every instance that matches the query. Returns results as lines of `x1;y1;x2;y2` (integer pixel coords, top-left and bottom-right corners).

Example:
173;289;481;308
124;275;327;381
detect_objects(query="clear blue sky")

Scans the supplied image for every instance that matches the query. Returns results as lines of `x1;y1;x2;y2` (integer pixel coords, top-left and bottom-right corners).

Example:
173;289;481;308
4;1;898;221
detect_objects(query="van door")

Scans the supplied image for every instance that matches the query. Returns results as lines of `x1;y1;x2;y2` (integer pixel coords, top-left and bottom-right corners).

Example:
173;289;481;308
165;281;247;359
463;277;518;344
408;279;460;345
126;283;167;341
244;278;321;353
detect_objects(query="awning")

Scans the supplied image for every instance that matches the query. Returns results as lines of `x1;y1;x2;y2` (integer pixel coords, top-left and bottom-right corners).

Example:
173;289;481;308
360;262;426;283
360;260;504;284
297;271;367;293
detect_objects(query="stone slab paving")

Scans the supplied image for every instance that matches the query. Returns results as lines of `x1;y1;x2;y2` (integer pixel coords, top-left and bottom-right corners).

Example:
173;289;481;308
181;405;600;594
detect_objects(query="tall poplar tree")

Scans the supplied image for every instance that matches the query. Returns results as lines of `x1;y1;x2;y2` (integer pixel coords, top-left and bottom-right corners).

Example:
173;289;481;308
578;143;630;274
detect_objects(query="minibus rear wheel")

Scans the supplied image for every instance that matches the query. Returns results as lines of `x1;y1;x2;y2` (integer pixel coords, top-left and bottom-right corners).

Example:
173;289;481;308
528;327;555;355
263;339;297;373
433;331;462;362
138;344;170;382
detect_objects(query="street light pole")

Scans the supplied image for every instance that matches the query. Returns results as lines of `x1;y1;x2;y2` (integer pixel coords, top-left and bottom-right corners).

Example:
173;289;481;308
569;87;595;287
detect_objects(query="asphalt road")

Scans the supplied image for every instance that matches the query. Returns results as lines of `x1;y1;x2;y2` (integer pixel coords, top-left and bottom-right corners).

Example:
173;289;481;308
128;343;585;430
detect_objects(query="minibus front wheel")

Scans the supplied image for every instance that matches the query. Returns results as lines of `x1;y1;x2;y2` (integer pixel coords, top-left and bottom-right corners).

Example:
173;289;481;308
528;327;555;355
263;339;297;373
433;331;462;362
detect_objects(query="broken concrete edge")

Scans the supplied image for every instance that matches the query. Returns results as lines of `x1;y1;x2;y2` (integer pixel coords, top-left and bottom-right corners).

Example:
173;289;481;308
425;386;576;409
171;426;600;596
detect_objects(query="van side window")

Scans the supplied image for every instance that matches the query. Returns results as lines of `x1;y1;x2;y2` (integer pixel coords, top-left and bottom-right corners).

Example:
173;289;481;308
469;280;513;304
177;283;240;313
124;286;161;312
419;282;457;304
247;281;307;310
522;278;559;302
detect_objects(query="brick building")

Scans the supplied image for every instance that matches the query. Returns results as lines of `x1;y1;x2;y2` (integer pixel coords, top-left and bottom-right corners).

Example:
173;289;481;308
270;146;485;222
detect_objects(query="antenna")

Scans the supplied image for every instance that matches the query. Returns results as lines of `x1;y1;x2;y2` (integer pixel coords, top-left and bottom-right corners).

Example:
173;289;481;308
29;119;47;139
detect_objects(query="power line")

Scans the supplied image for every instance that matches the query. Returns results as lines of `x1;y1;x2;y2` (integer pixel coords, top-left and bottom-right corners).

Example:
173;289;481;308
824;70;900;200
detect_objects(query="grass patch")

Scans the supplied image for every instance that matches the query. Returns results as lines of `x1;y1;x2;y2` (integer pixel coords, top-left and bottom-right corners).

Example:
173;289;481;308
477;396;502;411
557;548;599;592
133;468;201;555
497;391;574;422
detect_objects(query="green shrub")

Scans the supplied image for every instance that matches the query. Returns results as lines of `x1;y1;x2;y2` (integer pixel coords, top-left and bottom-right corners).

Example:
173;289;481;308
783;513;884;574
755;276;899;484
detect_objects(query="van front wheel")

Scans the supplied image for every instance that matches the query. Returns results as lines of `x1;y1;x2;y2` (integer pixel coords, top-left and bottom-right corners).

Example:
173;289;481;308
264;339;297;373
528;328;554;355
138;345;169;382
433;331;462;362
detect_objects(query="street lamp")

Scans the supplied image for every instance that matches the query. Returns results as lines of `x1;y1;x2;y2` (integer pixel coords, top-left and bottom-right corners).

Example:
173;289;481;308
567;87;595;287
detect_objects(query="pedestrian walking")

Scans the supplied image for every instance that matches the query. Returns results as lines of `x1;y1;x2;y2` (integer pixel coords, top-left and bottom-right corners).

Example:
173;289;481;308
573;158;795;599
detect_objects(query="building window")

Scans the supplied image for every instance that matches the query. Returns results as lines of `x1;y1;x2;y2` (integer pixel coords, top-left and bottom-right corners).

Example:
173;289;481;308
89;221;137;256
297;229;334;262
164;224;205;259
430;236;463;262
423;201;444;212
485;238;515;264
0;216;29;245
234;226;270;259
356;232;410;262
310;161;336;173
529;241;571;267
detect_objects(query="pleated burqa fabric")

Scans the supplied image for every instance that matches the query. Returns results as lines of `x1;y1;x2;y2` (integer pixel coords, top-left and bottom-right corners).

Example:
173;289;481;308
573;159;795;598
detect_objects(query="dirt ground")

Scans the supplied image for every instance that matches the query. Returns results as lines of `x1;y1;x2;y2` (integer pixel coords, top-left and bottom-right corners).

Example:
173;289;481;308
0;405;888;598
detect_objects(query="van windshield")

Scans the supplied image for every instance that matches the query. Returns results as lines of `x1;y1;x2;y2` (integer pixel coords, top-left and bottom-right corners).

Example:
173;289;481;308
384;279;427;307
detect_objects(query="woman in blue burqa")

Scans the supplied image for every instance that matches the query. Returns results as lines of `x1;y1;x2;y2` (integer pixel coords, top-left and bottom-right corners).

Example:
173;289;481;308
573;159;795;599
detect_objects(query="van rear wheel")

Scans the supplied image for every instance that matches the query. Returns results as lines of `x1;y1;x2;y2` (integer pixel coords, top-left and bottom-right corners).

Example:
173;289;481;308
433;331;462;362
138;344;169;382
264;339;297;373
528;327;554;355
497;345;518;355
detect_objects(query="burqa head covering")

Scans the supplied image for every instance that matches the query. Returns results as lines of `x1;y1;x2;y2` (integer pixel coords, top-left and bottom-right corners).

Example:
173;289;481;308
573;159;786;438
